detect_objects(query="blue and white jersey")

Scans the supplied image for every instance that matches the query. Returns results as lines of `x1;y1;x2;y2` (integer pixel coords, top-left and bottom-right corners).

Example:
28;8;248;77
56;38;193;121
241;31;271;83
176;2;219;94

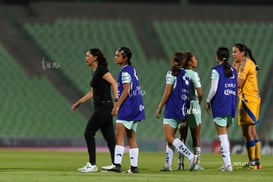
210;65;238;118
117;65;145;121
164;69;190;121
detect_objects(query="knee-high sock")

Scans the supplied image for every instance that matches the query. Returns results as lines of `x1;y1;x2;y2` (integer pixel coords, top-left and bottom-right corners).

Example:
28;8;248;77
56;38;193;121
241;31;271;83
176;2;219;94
254;139;261;161
218;134;231;166
114;145;125;165
129;148;139;167
172;138;194;160
165;144;175;167
194;147;201;163
246;140;256;162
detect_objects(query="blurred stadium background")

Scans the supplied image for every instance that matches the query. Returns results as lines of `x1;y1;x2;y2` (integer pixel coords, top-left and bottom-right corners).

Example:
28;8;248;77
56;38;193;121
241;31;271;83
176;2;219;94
0;0;273;153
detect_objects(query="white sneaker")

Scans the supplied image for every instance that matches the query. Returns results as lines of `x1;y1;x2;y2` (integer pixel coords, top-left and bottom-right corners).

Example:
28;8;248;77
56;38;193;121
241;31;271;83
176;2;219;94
219;165;233;172
189;155;198;171
78;162;98;172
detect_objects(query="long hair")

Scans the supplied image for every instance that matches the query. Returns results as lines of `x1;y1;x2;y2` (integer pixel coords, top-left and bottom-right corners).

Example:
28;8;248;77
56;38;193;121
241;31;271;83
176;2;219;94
183;52;194;69
233;43;259;71
171;52;184;76
88;48;108;68
216;47;233;77
117;47;132;65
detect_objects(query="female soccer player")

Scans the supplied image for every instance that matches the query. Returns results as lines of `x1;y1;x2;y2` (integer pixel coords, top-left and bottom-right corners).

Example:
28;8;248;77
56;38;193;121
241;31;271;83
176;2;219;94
71;48;118;172
177;52;204;170
102;47;145;173
232;43;262;169
156;52;198;172
161;52;204;171
205;47;238;172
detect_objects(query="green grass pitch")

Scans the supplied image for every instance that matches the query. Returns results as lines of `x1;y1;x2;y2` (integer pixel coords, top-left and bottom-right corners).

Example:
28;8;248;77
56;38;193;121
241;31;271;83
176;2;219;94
0;149;272;182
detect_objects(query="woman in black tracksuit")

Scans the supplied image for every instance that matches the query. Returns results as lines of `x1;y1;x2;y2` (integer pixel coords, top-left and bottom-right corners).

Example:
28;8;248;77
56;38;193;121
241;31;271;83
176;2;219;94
71;48;118;173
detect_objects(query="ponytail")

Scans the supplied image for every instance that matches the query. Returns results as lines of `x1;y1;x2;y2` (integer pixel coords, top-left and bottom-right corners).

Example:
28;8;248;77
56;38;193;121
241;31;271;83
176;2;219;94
171;52;184;76
246;47;259;71
216;47;233;77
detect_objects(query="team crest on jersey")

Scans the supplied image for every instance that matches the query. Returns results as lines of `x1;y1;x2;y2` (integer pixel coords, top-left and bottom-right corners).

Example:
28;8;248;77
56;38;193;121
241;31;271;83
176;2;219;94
239;60;246;72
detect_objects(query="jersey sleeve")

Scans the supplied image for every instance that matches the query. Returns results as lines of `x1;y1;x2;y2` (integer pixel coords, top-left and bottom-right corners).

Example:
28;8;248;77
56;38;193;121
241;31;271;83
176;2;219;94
121;71;132;84
206;69;219;103
166;71;176;85
192;71;202;88
238;61;249;80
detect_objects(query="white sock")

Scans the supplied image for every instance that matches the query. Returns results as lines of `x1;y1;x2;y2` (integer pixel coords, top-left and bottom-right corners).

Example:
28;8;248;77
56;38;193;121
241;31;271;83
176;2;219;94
165;144;175;167
178;152;184;165
129;148;139;167
218;134;231;166
114;145;125;165
194;147;201;163
172;138;194;160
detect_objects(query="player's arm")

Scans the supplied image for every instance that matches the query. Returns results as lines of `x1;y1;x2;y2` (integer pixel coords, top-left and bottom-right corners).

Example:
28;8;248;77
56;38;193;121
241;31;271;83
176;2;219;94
71;88;93;111
103;72;118;100
237;78;245;89
196;87;203;104
156;84;173;118
205;69;219;115
112;83;130;116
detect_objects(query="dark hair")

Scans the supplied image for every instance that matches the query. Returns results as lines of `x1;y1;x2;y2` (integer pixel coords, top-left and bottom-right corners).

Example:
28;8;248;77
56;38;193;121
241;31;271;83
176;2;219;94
171;52;184;76
88;48;108;68
117;47;132;65
216;47;233;77
233;43;259;71
183;52;194;69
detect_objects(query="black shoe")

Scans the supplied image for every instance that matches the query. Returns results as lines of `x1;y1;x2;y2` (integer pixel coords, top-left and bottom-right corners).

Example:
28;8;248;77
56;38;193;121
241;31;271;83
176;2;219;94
127;166;139;173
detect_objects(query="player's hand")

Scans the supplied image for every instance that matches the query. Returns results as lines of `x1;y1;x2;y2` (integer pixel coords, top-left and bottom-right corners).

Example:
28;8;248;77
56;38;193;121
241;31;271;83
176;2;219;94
111;105;119;116
205;102;211;115
156;108;161;119
71;102;80;112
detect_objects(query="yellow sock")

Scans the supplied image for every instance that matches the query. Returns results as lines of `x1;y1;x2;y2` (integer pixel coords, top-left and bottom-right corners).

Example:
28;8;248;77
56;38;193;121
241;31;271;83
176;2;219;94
255;140;261;160
246;140;256;162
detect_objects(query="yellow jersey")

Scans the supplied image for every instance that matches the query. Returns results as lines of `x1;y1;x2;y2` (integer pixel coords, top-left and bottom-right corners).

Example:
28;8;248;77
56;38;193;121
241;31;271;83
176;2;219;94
238;58;260;100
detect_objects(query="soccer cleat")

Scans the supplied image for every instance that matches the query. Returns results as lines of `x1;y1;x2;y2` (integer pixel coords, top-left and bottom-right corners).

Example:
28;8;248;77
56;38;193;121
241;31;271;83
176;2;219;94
177;163;184;170
189;155;198;171
126;166;139;173
193;164;205;171
101;164;116;170
101;164;122;173
219;165;233;172
256;163;263;169
243;160;257;170
255;159;262;169
78;162;98;172
160;165;172;171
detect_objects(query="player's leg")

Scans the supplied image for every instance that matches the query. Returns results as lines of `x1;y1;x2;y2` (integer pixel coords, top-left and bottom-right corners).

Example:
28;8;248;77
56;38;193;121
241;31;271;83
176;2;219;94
127;123;139;173
215;117;232;172
160;143;175;171
177;124;188;170
164;122;198;171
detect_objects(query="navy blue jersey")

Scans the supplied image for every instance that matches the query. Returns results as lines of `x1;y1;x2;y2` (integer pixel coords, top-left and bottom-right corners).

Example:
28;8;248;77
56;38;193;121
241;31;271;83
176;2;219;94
164;69;190;121
211;65;238;118
117;65;145;121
